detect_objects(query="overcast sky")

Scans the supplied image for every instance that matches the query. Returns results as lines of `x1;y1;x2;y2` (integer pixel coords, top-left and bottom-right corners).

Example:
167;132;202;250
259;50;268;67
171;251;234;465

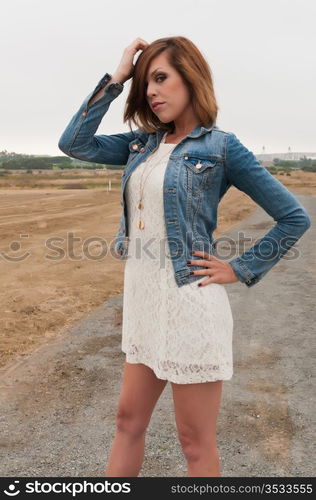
1;0;315;156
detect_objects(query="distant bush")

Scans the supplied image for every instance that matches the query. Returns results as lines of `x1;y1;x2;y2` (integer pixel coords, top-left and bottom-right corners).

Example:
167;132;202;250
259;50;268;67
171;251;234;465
301;165;316;172
266;166;279;174
274;157;316;169
2;158;54;170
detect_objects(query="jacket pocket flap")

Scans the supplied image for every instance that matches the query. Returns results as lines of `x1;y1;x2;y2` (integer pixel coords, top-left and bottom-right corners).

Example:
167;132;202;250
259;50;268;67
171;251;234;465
183;157;217;174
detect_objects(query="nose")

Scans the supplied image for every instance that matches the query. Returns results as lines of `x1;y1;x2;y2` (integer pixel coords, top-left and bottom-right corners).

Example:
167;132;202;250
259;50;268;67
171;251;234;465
146;81;157;101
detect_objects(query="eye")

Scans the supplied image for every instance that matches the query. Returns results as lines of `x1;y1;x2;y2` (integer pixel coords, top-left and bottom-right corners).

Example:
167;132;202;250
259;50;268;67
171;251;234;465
144;74;166;89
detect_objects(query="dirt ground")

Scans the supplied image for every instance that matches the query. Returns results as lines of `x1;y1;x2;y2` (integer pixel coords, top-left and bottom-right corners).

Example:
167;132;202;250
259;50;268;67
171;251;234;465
0;169;315;371
0;190;314;477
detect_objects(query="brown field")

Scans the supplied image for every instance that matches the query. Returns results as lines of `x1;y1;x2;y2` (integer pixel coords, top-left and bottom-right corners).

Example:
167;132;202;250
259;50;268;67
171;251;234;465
0;169;315;370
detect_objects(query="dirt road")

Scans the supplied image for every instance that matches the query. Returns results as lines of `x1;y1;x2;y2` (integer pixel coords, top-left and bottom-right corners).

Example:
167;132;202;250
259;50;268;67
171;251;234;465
0;192;314;477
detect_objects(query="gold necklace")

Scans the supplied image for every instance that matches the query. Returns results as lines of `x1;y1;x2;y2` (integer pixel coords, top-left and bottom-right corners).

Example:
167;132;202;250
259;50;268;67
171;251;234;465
136;133;176;229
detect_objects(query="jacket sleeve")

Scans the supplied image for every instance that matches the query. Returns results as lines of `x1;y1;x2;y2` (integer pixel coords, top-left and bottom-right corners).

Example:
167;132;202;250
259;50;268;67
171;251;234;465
224;132;312;287
58;72;137;165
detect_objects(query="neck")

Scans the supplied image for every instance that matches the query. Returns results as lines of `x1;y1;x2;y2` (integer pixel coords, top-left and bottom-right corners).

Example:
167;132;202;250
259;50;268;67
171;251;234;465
170;115;200;139
165;124;198;143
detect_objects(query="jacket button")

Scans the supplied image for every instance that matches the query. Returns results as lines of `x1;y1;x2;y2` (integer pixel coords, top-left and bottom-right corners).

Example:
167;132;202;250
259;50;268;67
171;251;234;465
132;144;138;150
196;162;202;169
184;156;188;160
140;147;145;152
82;111;87;117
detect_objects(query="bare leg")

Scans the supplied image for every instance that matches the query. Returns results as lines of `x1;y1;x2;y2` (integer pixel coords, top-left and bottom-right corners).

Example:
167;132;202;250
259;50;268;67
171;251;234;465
105;361;168;477
171;380;223;477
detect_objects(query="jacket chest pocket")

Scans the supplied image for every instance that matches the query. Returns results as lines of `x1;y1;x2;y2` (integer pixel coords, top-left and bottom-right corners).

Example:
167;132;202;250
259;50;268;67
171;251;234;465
183;156;218;194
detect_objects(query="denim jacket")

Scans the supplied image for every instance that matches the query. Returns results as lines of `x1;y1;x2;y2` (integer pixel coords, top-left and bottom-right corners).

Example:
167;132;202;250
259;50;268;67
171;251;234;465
58;72;311;288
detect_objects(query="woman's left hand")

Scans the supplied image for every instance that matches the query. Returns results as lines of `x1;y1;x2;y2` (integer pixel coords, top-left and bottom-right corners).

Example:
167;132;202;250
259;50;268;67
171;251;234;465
188;250;239;286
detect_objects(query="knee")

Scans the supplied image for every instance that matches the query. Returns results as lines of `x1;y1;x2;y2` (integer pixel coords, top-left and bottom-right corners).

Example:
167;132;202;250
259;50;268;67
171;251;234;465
178;427;218;462
115;406;148;439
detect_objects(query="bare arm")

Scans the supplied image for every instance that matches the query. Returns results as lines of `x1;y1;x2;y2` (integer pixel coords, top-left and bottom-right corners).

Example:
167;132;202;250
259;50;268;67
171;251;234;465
58;38;149;164
88;36;149;107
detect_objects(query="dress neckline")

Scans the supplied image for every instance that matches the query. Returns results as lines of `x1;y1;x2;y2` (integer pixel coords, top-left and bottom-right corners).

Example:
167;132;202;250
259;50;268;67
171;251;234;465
161;131;179;145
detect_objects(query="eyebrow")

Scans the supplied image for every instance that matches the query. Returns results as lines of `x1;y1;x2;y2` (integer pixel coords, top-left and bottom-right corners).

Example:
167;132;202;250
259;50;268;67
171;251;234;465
145;68;164;83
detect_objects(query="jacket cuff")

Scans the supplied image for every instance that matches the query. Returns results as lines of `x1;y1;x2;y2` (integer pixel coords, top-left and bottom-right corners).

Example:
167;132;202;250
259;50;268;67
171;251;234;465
228;257;259;287
81;73;124;113
96;72;124;92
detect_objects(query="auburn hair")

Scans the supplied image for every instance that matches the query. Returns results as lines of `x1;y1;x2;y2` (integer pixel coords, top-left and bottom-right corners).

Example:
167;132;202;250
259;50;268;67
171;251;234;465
123;36;219;134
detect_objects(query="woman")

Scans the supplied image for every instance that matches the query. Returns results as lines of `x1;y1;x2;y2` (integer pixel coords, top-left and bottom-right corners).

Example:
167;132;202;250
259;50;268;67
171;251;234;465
58;36;311;477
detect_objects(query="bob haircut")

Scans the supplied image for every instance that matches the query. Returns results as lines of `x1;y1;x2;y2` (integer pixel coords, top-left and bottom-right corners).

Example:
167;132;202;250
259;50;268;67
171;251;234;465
123;36;219;135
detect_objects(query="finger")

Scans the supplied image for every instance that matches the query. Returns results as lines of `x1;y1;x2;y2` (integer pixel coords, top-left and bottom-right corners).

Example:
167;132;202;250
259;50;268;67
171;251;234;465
130;39;148;51
190;269;213;276
197;276;217;287
136;38;149;48
189;259;212;267
191;250;213;260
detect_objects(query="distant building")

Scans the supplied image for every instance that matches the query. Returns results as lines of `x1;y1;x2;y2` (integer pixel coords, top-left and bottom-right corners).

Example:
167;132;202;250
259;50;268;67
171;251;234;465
255;152;316;166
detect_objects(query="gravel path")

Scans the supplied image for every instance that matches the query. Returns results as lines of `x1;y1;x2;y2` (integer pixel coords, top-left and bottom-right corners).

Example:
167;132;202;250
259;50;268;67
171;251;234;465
0;193;314;477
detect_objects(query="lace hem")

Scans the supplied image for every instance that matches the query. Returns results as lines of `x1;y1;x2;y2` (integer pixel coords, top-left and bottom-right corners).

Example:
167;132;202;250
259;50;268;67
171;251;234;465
122;343;233;384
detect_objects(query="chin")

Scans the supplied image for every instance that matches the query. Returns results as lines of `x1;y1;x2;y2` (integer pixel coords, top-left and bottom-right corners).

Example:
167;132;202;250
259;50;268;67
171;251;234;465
157;114;174;124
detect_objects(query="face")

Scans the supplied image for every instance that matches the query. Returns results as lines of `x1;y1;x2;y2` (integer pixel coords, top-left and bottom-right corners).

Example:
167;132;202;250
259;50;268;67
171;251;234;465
145;52;195;126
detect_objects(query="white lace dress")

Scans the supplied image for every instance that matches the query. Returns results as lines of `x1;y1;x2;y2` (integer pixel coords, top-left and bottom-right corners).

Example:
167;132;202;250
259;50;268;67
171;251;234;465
121;133;234;383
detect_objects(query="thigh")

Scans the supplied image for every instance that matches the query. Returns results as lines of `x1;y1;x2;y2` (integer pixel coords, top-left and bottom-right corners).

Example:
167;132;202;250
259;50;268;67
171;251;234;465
171;381;223;441
117;361;168;425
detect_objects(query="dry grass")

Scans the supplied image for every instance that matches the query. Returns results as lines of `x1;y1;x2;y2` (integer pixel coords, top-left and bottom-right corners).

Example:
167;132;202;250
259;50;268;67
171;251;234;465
0;169;314;370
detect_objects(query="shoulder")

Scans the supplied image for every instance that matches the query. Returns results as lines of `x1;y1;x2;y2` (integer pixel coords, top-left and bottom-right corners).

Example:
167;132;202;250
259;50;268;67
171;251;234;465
126;128;151;144
208;126;237;150
211;125;235;138
211;126;249;155
204;125;236;155
133;128;152;141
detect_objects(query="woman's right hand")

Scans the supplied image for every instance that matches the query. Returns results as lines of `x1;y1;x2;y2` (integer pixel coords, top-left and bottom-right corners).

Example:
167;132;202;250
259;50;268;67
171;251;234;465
113;37;149;84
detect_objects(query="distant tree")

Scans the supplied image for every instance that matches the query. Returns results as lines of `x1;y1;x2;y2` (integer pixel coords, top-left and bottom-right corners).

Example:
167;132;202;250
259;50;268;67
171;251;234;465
301;165;316;172
266;166;279;175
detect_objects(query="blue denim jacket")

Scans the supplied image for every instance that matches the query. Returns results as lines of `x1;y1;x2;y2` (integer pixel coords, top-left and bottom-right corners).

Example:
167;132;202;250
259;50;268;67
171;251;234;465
58;72;311;288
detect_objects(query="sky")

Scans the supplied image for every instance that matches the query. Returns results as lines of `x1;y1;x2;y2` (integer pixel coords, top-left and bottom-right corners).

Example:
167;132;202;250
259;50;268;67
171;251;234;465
1;0;315;156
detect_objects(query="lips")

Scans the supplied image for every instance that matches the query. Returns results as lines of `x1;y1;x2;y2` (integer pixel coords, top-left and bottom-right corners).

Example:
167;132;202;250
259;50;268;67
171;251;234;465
152;102;165;111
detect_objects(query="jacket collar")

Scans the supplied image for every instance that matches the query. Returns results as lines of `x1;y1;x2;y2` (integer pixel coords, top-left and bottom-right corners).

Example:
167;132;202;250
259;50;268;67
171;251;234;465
154;122;215;145
133;122;216;149
187;122;215;138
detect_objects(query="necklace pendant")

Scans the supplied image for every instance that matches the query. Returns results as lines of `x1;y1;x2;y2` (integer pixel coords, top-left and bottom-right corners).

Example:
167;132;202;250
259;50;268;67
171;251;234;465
136;201;144;210
137;220;145;229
